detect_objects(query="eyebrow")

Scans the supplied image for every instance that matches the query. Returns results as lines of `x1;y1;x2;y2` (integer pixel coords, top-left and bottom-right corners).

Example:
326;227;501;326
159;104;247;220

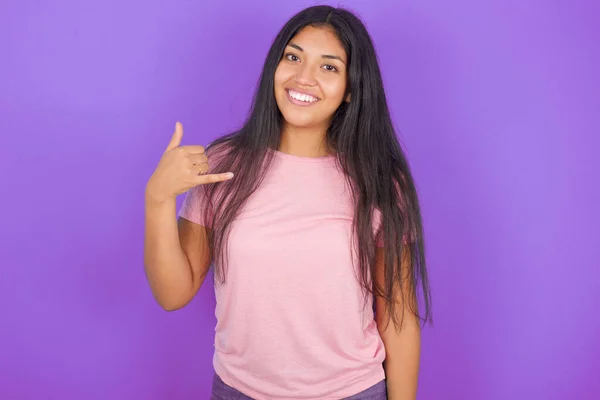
288;43;346;64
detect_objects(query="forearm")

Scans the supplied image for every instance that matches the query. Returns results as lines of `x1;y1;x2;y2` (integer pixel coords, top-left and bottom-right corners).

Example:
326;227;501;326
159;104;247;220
144;196;194;310
382;324;421;400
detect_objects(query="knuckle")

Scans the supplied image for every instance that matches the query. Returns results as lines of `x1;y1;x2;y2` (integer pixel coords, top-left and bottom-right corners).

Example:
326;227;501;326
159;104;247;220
175;148;186;159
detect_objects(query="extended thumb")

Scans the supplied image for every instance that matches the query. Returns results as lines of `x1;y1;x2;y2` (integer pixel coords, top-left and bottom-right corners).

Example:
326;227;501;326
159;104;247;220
165;122;183;151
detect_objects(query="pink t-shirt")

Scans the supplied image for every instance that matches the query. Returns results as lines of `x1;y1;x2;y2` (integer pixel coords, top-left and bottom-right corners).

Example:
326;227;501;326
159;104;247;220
179;149;387;399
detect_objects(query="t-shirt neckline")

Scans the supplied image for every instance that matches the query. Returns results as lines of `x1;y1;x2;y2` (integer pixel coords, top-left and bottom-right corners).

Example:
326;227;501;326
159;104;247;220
272;149;336;164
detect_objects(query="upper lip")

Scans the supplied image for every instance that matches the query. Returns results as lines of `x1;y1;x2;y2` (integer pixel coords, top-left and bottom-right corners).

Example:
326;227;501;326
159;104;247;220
286;88;320;100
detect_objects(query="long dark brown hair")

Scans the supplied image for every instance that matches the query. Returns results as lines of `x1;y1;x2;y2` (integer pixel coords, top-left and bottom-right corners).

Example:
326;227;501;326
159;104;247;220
200;5;432;330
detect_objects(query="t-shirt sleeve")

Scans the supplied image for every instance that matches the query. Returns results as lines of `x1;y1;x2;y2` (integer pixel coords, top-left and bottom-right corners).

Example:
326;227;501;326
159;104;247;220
375;220;414;247
374;201;416;247
178;185;212;227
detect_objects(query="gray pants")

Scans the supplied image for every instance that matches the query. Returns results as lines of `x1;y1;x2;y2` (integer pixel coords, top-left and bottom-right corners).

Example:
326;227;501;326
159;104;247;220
211;373;388;399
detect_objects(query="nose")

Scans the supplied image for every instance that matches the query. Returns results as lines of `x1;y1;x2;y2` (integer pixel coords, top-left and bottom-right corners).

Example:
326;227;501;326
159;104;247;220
294;64;317;86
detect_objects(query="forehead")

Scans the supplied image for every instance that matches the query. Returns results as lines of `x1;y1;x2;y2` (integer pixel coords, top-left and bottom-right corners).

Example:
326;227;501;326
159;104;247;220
287;26;346;60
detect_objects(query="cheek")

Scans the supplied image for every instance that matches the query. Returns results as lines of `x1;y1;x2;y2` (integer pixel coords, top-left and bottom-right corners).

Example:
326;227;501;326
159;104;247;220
322;79;347;103
274;64;293;87
273;71;283;89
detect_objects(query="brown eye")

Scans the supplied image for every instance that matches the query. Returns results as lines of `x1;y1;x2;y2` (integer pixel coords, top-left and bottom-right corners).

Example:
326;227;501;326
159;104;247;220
285;53;300;62
323;64;338;72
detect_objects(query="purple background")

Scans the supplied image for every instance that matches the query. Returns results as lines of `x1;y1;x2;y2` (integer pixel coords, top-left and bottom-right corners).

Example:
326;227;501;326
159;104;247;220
1;0;598;399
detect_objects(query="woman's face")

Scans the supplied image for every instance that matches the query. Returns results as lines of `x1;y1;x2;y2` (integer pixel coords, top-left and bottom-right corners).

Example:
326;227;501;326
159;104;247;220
274;26;349;131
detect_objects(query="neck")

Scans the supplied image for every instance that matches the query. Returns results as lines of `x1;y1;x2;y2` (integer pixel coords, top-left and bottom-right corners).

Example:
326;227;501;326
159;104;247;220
279;123;330;157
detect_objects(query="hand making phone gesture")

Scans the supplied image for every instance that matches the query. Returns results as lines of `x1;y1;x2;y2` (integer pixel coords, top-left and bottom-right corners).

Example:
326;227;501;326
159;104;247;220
146;122;234;203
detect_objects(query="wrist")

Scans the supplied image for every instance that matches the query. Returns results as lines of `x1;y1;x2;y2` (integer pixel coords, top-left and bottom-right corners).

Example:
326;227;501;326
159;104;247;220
145;184;175;208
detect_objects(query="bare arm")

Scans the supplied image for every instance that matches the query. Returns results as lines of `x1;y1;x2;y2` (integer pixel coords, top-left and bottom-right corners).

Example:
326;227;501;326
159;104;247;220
144;196;212;311
143;122;233;311
375;246;421;400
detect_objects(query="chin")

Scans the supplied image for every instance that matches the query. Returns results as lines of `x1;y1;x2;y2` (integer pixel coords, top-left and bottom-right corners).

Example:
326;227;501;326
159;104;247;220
278;105;320;128
280;111;319;129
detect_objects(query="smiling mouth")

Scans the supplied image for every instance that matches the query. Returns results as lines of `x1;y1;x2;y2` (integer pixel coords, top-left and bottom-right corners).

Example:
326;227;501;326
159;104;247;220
286;89;320;105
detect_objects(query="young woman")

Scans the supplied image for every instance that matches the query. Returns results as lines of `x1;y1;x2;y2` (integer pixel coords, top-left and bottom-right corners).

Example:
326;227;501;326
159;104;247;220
144;5;432;400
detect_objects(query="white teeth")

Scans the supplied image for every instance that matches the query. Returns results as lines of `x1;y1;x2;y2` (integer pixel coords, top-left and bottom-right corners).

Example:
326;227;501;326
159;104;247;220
288;90;317;103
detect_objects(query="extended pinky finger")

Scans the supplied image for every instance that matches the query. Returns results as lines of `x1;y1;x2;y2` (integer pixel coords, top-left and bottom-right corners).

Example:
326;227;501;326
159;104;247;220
198;172;235;184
